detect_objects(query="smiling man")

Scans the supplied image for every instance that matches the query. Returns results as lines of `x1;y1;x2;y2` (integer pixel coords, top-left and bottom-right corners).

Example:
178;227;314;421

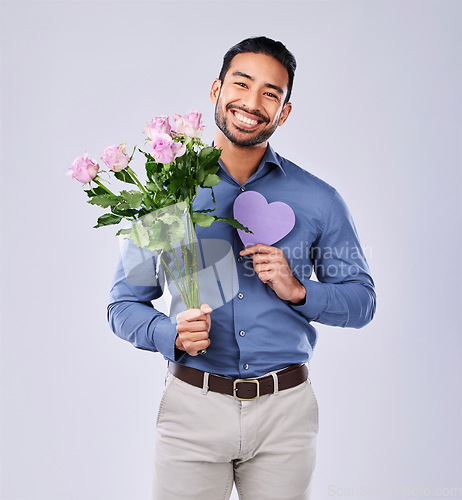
108;36;376;500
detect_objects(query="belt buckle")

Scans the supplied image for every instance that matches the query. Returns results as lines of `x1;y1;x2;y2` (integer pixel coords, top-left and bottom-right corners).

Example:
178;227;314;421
233;379;260;401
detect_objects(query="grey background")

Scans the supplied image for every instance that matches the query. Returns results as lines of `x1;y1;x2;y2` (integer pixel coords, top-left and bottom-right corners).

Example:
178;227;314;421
1;1;461;499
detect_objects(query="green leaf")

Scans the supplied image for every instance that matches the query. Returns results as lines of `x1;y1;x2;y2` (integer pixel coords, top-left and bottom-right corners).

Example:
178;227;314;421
191;212;215;228
141;213;156;227
139;149;155;161
115;228;132;236
130;220;150;248
170;220;186;242
84;186;107;198
179;185;190;200
167;178;185;194
120;190;143;208
111;207;138;217
198;146;221;171
184;176;194;190
158;212;182;226
204;165;220;175
198;146;216;158
195;208;217;213
146;181;157;192
215;217;252;232
195;168;206;185
145;161;158;180
146;179;167;194
115;202;130;210
88;195;122;208
114;169;136;184
146;222;170;251
202;173;220;188
93;213;123;228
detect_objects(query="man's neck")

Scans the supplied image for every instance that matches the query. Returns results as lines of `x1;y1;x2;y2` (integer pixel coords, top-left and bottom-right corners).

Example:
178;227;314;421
214;130;268;185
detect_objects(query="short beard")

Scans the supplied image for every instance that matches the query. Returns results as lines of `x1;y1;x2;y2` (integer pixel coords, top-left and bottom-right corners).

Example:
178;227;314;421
214;101;278;148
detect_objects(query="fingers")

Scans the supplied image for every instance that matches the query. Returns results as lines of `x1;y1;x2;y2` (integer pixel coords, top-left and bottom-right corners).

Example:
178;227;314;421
238;245;305;303
179;336;211;356
176;304;213;356
176;307;208;323
239;243;278;257
240;245;290;281
253;261;293;280
200;303;213;315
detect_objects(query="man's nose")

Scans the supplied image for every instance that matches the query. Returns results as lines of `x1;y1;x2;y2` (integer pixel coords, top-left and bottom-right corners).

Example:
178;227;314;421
242;90;262;113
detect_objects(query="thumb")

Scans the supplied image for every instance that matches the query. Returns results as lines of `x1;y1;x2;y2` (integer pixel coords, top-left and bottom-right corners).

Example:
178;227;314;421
200;303;213;315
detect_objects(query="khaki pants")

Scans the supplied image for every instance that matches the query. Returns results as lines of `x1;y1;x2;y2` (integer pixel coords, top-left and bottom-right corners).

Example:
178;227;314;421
153;367;318;500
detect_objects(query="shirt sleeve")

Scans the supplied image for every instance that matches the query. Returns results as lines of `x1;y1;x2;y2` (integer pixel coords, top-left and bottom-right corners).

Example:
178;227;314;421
106;239;185;362
290;189;376;328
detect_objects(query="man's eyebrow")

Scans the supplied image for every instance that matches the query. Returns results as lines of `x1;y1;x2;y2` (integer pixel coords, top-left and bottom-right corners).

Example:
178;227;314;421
231;71;284;96
265;83;284;96
231;71;254;81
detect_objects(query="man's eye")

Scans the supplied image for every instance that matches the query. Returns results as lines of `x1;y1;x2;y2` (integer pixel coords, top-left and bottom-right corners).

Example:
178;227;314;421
235;82;247;88
265;92;278;99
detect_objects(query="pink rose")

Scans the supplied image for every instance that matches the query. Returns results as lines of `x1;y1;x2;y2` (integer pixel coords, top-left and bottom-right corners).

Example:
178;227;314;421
171;114;186;135
171;110;204;138
100;142;129;172
67;152;100;183
142;116;171;139
148;133;186;163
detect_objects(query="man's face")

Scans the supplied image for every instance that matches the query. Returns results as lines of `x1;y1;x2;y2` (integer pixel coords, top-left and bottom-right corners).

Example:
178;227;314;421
210;52;292;148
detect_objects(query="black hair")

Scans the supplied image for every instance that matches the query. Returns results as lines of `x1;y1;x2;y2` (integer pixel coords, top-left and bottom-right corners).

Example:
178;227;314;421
218;36;297;104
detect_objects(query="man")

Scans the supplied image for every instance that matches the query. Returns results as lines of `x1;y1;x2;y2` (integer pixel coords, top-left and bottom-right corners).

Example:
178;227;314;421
108;36;376;500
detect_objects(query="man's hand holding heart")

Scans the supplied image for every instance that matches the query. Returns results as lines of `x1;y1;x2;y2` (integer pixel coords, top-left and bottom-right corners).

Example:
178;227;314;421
239;243;306;305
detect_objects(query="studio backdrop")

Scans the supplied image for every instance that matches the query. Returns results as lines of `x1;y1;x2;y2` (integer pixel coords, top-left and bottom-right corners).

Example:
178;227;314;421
1;1;461;499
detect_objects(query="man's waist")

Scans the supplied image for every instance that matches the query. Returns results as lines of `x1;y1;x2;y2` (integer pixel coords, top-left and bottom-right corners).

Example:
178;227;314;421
168;362;308;401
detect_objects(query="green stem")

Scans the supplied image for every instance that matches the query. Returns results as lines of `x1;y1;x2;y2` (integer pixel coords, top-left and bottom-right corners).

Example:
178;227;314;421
93;176;116;196
159;254;188;306
186;211;200;308
184;219;193;306
126;166;150;197
168;233;189;307
129;145;137;162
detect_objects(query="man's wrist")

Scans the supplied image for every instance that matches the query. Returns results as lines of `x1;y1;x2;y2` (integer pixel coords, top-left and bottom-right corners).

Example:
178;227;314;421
290;280;306;306
175;334;185;351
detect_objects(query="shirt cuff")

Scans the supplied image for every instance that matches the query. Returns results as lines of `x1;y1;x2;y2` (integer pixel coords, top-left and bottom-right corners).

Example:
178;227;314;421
152;317;180;362
290;279;329;321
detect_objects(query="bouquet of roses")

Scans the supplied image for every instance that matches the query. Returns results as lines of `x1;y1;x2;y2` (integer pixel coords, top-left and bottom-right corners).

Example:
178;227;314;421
68;111;248;310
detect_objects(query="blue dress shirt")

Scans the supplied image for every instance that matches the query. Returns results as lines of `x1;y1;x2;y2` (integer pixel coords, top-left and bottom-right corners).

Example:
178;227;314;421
107;145;376;378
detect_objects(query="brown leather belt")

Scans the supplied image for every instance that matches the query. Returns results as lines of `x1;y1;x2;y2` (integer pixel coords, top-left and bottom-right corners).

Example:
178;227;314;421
168;362;308;401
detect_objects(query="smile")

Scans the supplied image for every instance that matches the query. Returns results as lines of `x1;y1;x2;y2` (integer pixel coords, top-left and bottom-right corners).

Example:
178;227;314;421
234;112;259;126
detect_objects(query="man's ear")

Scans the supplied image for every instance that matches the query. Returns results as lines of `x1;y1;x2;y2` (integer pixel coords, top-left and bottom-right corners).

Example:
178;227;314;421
278;102;292;127
210;79;221;104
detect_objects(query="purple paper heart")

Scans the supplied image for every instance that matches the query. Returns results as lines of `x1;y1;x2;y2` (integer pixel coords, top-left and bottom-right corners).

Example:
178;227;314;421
233;191;295;247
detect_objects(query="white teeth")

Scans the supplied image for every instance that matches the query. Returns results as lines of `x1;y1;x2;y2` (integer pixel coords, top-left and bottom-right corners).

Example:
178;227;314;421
235;112;258;126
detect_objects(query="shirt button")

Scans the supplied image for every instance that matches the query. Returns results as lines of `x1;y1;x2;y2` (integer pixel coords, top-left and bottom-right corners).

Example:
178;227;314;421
237;292;244;299
239;330;246;337
240;186;246;192
243;364;249;370
237;256;243;263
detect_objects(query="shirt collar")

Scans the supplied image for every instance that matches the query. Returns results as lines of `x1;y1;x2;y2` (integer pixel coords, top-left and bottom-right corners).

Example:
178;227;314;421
214;143;286;185
259;144;286;176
